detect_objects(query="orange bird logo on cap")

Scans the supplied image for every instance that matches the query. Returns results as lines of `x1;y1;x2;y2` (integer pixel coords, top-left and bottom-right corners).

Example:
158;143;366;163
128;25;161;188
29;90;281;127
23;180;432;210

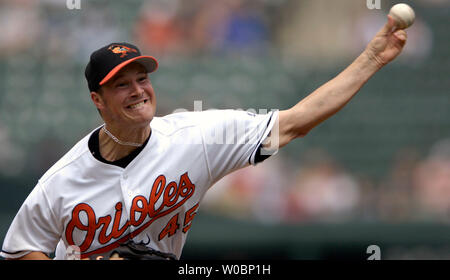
108;45;138;58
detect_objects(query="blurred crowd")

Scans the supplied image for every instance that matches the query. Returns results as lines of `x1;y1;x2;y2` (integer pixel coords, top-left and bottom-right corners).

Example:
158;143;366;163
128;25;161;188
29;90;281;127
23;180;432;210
0;0;448;225
134;0;272;57
202;138;450;224
0;0;435;63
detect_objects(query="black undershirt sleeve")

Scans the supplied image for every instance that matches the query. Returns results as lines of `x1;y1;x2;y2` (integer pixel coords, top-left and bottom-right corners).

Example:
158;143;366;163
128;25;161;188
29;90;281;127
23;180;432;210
252;113;275;165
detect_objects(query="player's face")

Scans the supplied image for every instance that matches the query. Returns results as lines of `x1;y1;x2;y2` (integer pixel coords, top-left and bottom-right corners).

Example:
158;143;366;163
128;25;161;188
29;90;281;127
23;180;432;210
93;62;157;128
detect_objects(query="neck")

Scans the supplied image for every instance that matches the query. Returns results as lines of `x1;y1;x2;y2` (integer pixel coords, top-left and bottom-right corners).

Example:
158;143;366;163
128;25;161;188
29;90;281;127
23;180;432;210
99;123;150;161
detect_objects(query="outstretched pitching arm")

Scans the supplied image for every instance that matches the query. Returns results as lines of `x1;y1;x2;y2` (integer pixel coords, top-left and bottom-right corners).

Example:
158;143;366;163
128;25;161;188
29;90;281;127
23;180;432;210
277;16;407;148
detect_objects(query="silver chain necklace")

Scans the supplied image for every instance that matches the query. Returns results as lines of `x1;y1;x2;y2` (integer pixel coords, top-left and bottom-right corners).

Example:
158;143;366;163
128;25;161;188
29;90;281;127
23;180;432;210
102;125;143;147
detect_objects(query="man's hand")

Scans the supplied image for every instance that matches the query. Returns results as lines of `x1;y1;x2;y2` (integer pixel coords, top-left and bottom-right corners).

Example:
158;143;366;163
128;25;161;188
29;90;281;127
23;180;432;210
365;15;408;68
82;253;124;260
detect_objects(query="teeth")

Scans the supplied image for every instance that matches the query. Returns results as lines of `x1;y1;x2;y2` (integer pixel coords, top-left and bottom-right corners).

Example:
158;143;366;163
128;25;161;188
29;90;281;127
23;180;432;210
129;101;145;109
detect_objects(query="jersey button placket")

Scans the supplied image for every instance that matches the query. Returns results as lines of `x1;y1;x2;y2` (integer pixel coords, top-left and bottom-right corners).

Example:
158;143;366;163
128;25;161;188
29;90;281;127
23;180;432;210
120;173;132;216
123;173;133;197
121;173;138;234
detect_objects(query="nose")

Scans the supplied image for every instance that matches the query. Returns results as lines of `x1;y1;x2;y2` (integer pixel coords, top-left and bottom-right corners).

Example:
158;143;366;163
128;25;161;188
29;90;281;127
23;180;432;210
130;81;144;97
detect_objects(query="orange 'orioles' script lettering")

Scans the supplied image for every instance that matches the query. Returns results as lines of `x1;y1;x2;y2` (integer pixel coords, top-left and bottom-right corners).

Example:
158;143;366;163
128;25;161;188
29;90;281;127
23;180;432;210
65;172;195;257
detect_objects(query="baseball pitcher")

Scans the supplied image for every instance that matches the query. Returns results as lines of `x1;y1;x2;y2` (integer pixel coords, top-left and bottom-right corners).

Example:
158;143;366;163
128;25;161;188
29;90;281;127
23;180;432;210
1;16;407;260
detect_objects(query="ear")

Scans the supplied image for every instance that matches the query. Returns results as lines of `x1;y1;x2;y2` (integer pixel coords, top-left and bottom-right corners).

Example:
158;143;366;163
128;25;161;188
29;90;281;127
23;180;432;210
90;91;105;111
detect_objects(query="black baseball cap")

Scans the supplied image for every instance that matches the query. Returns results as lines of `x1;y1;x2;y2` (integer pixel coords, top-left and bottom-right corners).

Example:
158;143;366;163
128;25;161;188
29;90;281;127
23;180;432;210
85;42;158;92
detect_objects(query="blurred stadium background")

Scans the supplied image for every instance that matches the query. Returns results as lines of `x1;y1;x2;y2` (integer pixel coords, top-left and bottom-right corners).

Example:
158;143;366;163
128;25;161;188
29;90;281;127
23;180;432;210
0;0;449;259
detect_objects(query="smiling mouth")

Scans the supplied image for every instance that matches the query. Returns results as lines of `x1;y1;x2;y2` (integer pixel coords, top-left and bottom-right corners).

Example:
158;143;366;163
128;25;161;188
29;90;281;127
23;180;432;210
127;99;148;109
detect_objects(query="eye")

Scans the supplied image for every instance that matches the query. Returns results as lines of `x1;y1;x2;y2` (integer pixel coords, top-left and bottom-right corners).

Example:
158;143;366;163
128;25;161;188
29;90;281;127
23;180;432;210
138;76;148;83
116;82;128;88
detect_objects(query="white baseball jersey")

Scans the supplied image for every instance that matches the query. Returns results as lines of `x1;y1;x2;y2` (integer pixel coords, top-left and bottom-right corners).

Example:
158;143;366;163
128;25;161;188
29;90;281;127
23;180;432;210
1;109;278;259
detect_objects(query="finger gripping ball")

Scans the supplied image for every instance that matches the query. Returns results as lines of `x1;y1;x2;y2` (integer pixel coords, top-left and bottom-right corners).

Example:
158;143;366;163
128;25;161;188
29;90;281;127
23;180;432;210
389;3;415;29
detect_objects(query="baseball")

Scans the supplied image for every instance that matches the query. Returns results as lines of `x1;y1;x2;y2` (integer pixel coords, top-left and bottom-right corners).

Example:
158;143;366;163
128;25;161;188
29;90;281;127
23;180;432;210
389;3;415;29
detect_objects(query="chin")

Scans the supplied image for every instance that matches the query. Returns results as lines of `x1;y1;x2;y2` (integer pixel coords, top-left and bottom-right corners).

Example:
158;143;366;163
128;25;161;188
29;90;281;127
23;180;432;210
133;114;154;127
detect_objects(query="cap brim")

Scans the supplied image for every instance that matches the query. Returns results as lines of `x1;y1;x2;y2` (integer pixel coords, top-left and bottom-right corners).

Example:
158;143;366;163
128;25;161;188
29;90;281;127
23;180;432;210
99;56;158;86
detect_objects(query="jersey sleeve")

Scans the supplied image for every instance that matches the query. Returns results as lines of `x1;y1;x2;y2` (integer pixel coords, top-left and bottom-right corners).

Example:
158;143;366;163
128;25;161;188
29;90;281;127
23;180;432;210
0;182;62;259
200;109;279;184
